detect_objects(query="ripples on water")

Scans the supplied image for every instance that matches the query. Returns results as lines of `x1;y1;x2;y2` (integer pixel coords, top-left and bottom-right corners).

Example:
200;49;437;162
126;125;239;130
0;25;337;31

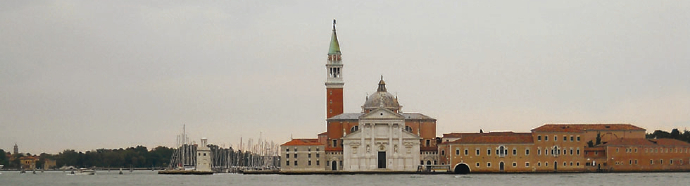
1;171;689;186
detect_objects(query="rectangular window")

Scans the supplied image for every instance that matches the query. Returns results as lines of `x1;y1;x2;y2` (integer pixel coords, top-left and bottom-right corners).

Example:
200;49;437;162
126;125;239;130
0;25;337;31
525;162;530;167
308;154;311;158
570;136;574;141
563;136;567;141
513;149;517;155
538;149;541;155
537;135;541;141
316;153;320;158
295;161;298;166
332;140;337;147
286;149;289;152
464;149;469;156
554;135;557;141
286;161;289;166
476;149;480;156
426;140;430;147
526;149;530;155
487;149;491;156
577;136;580;141
309;161;312;166
487;162;491;167
456;149;460;155
545;136;549;141
295;154;298;158
317;161;320;165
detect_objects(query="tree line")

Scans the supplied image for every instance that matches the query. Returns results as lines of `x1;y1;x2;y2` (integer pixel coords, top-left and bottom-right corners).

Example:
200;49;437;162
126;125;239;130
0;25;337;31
646;128;690;143
1;145;278;170
1;146;174;169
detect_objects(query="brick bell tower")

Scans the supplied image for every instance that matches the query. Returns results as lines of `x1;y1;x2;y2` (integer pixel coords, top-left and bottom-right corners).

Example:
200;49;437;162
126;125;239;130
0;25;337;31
325;19;344;119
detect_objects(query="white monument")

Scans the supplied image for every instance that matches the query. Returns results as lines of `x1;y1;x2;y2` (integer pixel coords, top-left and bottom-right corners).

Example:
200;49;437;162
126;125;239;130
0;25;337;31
196;138;212;172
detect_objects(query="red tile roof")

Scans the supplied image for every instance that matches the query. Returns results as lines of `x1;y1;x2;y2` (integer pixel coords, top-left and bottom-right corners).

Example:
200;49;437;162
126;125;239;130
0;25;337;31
281;139;322;146
532;124;645;133
447;132;534;144
442;133;482;138
325;146;343;152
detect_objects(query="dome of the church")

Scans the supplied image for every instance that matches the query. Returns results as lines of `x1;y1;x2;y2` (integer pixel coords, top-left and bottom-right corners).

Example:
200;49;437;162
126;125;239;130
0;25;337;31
362;78;401;113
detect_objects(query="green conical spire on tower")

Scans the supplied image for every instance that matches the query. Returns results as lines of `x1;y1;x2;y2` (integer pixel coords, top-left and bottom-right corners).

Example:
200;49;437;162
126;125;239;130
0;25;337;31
328;19;341;55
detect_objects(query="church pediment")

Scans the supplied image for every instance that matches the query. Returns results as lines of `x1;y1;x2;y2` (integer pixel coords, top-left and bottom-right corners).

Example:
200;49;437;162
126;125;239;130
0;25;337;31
341;124;421;140
359;108;404;120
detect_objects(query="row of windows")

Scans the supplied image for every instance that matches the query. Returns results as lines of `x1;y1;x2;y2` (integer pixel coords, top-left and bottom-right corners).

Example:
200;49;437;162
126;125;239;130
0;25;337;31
457;146;527;157
285;153;320;158
536;135;580;142
615;159;686;165
285;160;321;166
420;160;438;165
536;147;580;156
474;161;582;168
638;148;690;154
535;161;581;167
286;147;320;152
451;146;584;157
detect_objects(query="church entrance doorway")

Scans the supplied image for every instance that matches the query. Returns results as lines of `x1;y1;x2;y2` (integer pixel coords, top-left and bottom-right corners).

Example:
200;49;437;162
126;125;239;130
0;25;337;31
378;151;386;169
499;162;505;172
331;161;337;170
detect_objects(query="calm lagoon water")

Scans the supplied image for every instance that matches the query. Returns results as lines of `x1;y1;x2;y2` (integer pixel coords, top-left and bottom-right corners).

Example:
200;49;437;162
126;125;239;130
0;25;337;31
1;170;689;186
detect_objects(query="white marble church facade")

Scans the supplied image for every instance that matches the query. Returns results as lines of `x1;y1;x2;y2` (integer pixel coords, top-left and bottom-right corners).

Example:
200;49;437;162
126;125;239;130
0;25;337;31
342;108;421;171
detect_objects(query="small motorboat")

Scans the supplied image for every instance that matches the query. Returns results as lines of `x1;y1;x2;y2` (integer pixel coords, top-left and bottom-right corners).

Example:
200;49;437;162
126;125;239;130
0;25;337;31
71;168;96;175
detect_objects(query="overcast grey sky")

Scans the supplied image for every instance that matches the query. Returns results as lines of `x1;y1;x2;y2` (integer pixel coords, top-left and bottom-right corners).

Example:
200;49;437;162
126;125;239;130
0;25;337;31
1;0;689;154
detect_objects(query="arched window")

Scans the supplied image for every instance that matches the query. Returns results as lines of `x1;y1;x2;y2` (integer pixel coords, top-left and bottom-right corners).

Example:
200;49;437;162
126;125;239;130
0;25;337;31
498;146;506;157
350;126;359;132
404;126;413;132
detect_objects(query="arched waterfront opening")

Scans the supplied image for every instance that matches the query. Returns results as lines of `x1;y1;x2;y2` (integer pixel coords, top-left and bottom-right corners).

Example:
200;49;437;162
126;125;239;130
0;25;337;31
331;161;337;170
453;163;470;174
499;162;505;172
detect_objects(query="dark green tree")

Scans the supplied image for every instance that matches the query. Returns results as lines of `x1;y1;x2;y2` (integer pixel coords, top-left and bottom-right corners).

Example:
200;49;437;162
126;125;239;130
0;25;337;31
0;149;8;167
